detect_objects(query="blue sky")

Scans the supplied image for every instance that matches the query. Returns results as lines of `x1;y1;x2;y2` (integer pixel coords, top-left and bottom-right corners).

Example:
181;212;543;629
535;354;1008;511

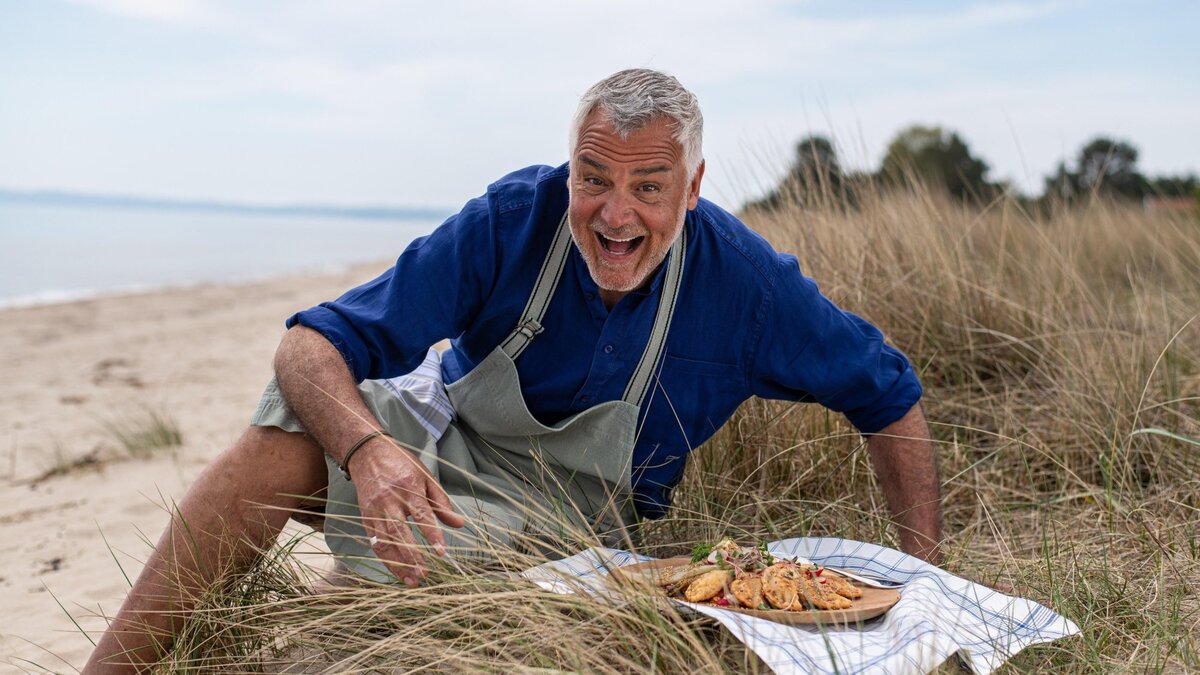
1;0;1196;210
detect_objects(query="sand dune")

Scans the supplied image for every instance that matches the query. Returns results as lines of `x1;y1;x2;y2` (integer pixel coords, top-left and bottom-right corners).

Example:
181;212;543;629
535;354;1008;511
0;262;392;672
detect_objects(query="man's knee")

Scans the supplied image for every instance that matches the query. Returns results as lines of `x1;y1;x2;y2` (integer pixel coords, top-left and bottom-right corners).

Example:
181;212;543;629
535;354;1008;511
222;426;329;503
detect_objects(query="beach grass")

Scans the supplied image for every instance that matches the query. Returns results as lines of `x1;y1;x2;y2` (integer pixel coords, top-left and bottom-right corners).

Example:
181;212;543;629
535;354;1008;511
85;179;1200;673
103;406;184;460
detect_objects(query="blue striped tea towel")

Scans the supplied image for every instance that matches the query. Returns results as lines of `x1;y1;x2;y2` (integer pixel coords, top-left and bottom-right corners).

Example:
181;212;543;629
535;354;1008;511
521;537;1080;674
378;347;454;440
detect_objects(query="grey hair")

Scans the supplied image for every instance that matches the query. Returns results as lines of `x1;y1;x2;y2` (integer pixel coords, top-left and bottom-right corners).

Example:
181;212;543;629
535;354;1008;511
569;68;704;180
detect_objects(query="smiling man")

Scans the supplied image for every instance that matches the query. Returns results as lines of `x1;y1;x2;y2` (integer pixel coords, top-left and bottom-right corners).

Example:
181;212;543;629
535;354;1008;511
87;69;941;673
569;113;701;304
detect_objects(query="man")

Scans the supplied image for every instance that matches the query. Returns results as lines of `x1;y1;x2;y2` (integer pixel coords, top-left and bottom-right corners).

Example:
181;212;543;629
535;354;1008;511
86;68;941;672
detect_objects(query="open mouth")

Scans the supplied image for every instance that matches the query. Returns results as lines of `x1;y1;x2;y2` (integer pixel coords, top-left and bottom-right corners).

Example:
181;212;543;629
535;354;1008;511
597;232;645;257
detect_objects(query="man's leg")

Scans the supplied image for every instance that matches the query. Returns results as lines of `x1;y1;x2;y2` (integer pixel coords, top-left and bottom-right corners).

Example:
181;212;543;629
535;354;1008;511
84;426;328;674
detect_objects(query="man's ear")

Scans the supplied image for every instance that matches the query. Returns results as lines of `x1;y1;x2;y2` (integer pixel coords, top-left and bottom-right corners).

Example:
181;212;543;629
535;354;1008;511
686;160;705;210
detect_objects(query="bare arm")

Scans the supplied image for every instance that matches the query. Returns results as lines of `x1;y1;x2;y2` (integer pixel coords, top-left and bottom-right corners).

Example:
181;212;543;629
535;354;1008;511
865;403;943;565
274;325;385;465
274;326;464;584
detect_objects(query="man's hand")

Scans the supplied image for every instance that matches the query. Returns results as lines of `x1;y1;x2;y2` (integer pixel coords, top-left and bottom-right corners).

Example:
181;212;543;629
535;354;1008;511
865;404;944;566
349;437;465;585
274;326;465;584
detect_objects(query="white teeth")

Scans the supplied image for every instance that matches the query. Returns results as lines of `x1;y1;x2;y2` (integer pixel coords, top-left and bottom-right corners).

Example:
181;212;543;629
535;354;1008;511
602;235;638;242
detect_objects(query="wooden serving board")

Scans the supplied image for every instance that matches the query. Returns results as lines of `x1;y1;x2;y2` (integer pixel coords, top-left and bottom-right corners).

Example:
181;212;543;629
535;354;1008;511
609;557;901;626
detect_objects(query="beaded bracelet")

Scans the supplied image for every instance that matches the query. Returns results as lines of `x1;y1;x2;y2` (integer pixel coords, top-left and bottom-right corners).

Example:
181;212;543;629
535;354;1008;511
338;430;392;481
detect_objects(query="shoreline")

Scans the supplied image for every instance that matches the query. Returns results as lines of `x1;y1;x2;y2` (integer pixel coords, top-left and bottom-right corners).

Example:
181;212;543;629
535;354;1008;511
0;261;392;669
0;259;395;313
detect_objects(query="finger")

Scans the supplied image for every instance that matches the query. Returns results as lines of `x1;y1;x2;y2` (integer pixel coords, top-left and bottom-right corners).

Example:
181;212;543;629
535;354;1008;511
425;476;466;529
378;474;433;558
377;444;462;531
381;518;428;583
362;511;425;585
407;491;447;555
377;531;425;585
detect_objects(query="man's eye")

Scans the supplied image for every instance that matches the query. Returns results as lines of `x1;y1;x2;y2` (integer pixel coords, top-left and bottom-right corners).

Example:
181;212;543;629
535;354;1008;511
585;177;605;187
640;184;661;192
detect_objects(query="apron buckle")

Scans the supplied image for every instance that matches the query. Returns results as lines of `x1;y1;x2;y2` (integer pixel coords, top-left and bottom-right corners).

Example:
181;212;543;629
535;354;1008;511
517;319;544;340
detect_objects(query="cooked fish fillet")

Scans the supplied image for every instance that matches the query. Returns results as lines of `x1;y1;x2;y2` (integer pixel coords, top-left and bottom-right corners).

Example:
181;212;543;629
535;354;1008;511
792;574;853;610
823;571;863;600
761;564;799;609
684;569;732;602
730;574;764;609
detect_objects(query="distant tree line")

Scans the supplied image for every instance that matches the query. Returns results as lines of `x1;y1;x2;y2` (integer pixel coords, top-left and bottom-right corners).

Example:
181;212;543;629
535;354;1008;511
750;126;1199;211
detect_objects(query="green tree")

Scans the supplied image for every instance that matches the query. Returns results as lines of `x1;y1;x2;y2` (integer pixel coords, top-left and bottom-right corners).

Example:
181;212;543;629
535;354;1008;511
880;125;993;202
752;134;845;210
1043;160;1080;202
1148;173;1198;198
1075;137;1146;199
790;135;842;190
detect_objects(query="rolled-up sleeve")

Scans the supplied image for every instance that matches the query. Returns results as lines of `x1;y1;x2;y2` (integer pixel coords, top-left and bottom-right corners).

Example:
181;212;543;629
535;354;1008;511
286;191;501;382
749;254;922;434
287;303;376;381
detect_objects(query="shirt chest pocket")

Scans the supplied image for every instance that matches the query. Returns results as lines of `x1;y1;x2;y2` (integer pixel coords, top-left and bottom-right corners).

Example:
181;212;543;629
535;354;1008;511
656;354;745;404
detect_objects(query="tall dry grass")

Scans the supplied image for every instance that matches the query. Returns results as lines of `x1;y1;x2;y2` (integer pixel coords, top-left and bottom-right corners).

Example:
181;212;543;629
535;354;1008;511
728;183;1200;671
100;180;1198;673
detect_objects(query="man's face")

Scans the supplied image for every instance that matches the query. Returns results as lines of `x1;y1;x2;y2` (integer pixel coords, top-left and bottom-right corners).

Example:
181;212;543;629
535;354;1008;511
568;111;704;307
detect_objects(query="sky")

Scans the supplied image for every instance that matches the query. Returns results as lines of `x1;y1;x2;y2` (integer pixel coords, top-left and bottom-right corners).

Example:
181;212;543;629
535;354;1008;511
1;0;1197;211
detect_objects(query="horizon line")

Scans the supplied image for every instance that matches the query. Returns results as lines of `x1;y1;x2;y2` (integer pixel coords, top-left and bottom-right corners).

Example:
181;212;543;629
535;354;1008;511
0;187;452;222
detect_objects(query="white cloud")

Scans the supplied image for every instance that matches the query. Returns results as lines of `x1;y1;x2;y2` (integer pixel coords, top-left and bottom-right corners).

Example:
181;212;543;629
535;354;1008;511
65;0;224;26
6;0;1193;207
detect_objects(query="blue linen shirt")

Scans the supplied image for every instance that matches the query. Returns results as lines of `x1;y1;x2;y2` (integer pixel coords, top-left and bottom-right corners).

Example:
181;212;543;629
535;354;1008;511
288;163;922;518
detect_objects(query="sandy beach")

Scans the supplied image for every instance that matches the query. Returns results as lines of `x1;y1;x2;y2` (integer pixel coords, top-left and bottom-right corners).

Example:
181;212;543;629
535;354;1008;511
0;262;393;672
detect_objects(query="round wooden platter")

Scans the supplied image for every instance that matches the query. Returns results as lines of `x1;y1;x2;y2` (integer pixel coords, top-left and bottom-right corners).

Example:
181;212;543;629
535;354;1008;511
608;557;901;626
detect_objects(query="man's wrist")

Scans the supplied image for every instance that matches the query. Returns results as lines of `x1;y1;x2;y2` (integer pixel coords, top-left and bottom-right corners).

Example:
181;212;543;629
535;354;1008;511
338;430;392;481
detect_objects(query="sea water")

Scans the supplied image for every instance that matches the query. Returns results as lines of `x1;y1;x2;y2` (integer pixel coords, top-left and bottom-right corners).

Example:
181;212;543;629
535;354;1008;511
0;201;447;309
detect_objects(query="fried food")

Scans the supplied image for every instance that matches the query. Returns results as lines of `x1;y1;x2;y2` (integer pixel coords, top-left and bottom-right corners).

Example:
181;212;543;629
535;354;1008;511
761;563;799;609
824;571;863;600
658;562;719;596
793;573;853;610
684;569;732;603
652;539;873;616
730;574;764;609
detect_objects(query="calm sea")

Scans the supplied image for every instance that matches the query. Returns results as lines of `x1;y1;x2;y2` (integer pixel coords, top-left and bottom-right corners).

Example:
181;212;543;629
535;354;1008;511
0;201;447;309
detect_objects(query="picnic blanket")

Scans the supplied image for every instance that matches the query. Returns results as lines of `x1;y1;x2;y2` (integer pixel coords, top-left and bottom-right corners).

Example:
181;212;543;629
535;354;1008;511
520;537;1080;674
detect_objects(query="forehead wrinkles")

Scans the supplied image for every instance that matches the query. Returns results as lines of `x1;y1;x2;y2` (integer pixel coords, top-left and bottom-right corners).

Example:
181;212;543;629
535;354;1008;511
575;126;681;167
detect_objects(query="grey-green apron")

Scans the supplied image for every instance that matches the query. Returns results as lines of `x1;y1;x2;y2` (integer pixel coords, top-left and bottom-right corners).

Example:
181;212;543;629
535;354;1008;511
322;212;687;582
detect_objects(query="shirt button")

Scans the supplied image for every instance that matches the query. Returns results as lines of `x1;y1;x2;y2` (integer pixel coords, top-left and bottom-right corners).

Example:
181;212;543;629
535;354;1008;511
603;344;614;354
586;292;596;301
580;395;592;403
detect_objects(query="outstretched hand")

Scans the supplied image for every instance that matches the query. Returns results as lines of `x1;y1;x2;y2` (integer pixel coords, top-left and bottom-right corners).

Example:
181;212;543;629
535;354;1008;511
347;436;465;586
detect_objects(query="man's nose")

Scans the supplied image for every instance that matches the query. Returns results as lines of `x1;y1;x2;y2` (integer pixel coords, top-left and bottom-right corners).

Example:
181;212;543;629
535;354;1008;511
599;190;636;228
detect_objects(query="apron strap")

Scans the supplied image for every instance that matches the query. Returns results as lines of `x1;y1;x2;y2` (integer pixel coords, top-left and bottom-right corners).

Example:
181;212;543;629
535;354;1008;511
500;207;687;409
622;224;686;407
500;211;573;360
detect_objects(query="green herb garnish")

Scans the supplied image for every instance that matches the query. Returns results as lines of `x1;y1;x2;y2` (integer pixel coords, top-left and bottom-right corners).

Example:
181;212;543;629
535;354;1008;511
757;542;776;566
690;542;714;563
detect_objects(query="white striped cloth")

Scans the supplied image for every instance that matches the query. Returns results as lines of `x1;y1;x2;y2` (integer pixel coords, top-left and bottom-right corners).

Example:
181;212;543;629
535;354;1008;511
378;347;454;440
520;538;1080;675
